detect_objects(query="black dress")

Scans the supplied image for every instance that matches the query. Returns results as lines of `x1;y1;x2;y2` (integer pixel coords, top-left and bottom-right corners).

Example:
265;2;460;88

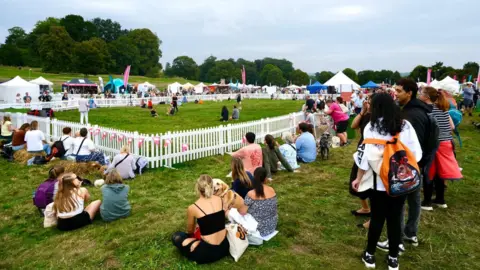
349;113;371;199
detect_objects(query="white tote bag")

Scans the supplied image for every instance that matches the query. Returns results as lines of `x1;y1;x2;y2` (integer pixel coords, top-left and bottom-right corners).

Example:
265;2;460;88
226;223;249;262
43;202;57;228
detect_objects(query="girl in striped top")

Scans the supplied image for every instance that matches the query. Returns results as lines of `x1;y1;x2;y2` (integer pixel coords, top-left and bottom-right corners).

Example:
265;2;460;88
419;87;462;210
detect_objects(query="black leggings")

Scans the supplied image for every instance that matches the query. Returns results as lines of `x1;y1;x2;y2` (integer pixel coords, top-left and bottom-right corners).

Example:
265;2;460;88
172;232;229;264
367;191;406;257
423;177;446;204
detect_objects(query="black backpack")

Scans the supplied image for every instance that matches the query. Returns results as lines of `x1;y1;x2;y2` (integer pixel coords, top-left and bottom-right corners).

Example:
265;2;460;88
423;114;440;171
51;137;69;158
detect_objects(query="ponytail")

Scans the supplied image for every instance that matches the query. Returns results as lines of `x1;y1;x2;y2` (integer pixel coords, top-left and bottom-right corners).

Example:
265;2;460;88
253;167;267;198
436;90;449;112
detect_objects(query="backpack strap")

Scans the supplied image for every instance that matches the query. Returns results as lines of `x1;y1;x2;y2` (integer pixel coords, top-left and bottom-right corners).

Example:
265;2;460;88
61;136;69;142
76;137;87;156
114;154;130;168
363;138;387;145
288;144;296;151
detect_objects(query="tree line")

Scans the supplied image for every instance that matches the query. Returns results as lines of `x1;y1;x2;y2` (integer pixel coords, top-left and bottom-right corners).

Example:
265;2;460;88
0;15;162;77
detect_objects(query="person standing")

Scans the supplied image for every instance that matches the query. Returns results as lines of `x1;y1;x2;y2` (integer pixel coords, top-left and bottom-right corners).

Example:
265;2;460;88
23;92;32;103
462;83;475;116
172;94;179;112
353;91;366;115
78;98;89;125
325;97;350;146
237;93;242;109
305;95;315;111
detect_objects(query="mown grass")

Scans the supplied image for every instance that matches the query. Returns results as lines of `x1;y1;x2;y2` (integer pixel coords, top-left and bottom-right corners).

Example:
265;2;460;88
0;66;199;92
0;111;479;269
52;100;304;134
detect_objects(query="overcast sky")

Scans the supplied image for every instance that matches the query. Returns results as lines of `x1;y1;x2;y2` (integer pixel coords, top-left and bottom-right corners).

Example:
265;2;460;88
1;0;479;73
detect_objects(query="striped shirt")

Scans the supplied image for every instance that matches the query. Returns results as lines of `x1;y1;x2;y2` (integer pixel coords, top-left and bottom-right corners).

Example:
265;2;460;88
431;105;453;141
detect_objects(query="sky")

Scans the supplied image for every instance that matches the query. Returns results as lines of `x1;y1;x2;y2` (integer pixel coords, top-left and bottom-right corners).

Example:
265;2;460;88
1;0;479;73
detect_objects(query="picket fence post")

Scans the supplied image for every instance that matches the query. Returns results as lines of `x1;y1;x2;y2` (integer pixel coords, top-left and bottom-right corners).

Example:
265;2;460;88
265;117;270;134
260;118;265;143
227;124;232;153
45;117;52;142
133;131;139;156
51;119;57;140
219;125;225;155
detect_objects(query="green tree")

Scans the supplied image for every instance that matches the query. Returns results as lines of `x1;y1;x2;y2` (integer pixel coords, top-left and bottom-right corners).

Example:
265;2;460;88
170;56;199;80
462;62;479;80
258;58;294;79
91;18;124;42
235;58;258;85
163;62;172;77
60;14;87;41
37;26;75;72
314;71;335;83
5;27;28;47
0;44;24;66
25;17;60;67
265;66;286;86
343;68;358;82
108;35;140;74
198;56;217;82
260;64;277;85
357;70;376;85
290;69;309;85
74;38;111;75
409;65;428;82
207;60;236;82
126;29;162;77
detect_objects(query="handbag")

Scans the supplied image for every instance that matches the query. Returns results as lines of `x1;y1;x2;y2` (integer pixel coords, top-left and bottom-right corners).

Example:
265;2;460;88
43;202;57;228
226;223;248;262
33;156;47;165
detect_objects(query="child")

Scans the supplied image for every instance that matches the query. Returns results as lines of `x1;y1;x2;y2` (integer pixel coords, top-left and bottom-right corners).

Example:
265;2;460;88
147;99;153;109
150;107;158;117
100;170;131;222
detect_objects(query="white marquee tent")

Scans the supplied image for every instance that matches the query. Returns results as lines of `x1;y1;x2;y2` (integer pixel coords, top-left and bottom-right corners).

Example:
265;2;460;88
30;76;53;86
0;76;40;103
168;82;182;93
194;83;206;94
323;71;360;92
287;84;300;89
439;76;460;94
183;82;194;90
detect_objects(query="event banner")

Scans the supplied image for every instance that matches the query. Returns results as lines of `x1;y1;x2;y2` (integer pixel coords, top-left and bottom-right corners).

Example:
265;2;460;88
427;69;432;85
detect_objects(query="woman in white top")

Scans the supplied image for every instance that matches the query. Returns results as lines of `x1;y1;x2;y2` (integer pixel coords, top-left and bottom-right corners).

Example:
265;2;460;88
1;116;14;142
351;93;422;270
59;127;75;158
54;173;101;231
74;128;106;165
25;120;51;155
279;132;300;170
105;145;137;179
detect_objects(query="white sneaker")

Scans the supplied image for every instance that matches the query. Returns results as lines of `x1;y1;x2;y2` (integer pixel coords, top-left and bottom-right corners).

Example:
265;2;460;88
403;236;418;247
226;171;232;178
376;240;405;255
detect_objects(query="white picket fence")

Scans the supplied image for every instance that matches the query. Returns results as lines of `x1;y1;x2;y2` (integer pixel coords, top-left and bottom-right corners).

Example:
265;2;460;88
0;110;306;168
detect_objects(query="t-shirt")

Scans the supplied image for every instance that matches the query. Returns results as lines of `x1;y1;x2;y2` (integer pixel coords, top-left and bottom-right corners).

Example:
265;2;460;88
1;121;12;136
431;106;453;142
463;87;474;100
353;96;365;109
11;130;26;146
328;102;349;124
306;99;315;110
232;143;263;174
78;99;89;112
60;135;75;156
295;132;317;163
25;130;45;152
73;137;95;156
231;171;254;199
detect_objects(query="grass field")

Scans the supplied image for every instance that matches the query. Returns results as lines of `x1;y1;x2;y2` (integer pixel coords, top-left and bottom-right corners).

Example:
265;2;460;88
0;66;199;92
52;100;305;134
0;107;480;269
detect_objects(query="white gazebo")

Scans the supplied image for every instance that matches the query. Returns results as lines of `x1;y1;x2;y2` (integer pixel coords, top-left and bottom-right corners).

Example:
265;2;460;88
439;76;460;94
30;76;54;94
287;84;300;90
168;82;182;94
324;71;361;92
183;82;194;90
0;76;40;103
194;83;206;94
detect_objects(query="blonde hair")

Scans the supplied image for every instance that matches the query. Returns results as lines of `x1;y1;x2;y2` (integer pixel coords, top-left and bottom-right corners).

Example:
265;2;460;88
54;173;80;213
231;157;252;188
105;169;123;184
3;116;11;122
195;175;214;198
282;132;294;144
120;145;130;154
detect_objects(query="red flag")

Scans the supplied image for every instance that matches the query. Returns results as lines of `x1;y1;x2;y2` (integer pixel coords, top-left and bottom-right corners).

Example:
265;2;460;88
453;75;457;80
477;69;480;85
462;76;466;83
427;69;432;85
241;65;246;85
123;65;131;88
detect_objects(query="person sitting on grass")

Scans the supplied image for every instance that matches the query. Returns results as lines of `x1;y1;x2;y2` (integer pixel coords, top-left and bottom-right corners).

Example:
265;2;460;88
231;157;254;199
100;169;131;222
54;173;101;231
232;132;263;174
231;105;240;120
166;104;175;116
59;127;75;159
245;167;278;238
33;165;65;215
105;145;137;180
220;106;229;122
279;132;300;171
295;123;317;163
262;134;293;180
1;116;14;143
171;175;229;264
150;107;158;118
25;120;51;155
11;123;30;151
73;128;106;165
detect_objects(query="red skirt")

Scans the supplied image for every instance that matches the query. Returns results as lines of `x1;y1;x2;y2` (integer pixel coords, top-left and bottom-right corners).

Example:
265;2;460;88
428;141;463;181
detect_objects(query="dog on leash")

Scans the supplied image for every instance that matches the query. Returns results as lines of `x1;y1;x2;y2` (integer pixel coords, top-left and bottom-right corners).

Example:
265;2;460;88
319;132;331;160
212;178;247;213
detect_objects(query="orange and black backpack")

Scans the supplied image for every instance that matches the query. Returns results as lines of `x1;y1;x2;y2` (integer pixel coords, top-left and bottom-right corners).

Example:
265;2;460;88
363;134;421;197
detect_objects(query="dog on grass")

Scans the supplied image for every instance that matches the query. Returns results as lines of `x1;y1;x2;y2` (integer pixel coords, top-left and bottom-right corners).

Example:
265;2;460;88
319;132;331;160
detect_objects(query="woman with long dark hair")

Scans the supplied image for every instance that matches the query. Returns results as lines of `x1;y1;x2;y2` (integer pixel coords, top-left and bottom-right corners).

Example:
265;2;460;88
262;134;293;180
351;93;422;270
220;106;228;122
419;87;462;210
231;157;254;199
245;167;278;237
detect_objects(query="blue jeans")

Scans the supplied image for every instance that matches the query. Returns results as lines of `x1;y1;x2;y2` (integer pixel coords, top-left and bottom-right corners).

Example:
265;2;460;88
28;144;51;155
12;144;25;151
400;175;422;238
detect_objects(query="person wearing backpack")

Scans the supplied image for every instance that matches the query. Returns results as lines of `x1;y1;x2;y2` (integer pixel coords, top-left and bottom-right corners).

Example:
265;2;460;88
100;170;131;222
33;165;65;215
105;145;136;180
352;93;422;270
390;78;438;249
47;127;75;160
419;87;463;210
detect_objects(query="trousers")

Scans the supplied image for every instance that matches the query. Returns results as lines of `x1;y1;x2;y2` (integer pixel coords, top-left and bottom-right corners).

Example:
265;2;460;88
80;112;89;124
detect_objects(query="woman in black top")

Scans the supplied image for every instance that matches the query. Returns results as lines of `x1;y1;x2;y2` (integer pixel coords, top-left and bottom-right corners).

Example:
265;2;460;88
220;106;229;122
172;95;179;112
172;175;229;264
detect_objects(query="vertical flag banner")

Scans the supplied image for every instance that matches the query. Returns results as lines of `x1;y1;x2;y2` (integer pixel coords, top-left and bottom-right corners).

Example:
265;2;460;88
124;65;131;88
462;76;466;83
477;69;480;85
454;75;457;80
241;65;246;86
468;75;472;82
427;69;432;85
